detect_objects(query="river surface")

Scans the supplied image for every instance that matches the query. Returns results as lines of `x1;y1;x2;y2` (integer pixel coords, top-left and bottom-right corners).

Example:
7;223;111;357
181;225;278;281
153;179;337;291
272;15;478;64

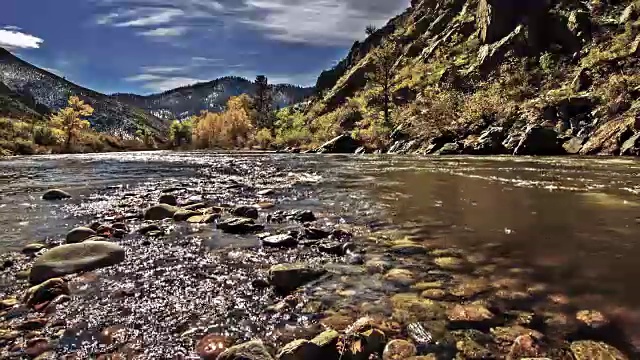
1;151;640;357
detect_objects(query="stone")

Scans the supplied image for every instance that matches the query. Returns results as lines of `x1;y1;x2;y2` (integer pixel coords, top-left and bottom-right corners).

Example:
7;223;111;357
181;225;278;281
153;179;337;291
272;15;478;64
0;297;18;310
620;133;640;156
421;289;447;300
571;68;591;93
570;340;628;360
447;304;494;326
514;125;564;156
184;202;208;211
344;328;386;359
434;257;465;270
384;269;417;286
65;227;97;244
232;205;259;219
186;214;220;224
22;243;47;254
143;204;179;220
29;241;125;284
490;326;543;346
390;293;446;321
262;234;298;248
217;218;264;234
158;194;178;206
576;309;609;330
620;4;638;24
276;339;321;360
563;136;587;154
23;278;70;307
435;142;460;155
463;127;506;155
316;134;360;154
268;263;326;293
506;334;544;360
477;24;527;71
25;338;50;358
217;340;274;360
42;189;71;200
173;210;203;221
272;210;316;223
137;224;161;235
195;334;231;360
383;339;417;360
303;227;331;240
257;189;275;196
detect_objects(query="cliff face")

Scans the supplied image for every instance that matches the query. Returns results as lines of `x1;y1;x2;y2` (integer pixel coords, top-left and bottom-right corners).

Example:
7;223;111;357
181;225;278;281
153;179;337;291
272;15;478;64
306;0;640;156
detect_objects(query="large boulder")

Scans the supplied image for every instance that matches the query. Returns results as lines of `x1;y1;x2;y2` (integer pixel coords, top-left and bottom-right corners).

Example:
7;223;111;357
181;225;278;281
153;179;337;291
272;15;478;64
317;134;360;154
144;204;179;220
513;125;565;155
65;227;97;244
435;142;460;155
269;263;326;293
217;341;274;360
620;133;640;156
42;189;71;201
463;127;506;154
477;24;527;72
29;241;126;284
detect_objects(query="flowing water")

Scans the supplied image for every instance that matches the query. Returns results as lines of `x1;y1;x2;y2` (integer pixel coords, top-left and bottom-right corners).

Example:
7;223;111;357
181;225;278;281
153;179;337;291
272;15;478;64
1;151;639;358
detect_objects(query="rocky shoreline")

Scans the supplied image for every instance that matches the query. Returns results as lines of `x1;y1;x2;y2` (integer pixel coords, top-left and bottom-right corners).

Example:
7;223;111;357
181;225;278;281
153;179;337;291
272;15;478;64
0;156;636;359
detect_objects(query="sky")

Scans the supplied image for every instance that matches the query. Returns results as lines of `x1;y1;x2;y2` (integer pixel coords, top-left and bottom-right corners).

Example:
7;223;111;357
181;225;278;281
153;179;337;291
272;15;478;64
1;0;409;95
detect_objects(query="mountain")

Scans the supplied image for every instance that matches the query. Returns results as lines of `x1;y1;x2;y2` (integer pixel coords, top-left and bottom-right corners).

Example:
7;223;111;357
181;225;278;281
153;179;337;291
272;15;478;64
303;0;640;156
113;77;313;120
0;48;168;137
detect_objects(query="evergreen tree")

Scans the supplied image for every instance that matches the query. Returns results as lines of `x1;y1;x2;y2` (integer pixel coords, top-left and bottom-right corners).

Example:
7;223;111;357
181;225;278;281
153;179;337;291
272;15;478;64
367;39;401;127
253;75;273;129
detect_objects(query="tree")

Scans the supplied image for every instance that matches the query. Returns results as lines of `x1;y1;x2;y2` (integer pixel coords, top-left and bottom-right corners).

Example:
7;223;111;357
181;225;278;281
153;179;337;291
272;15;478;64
168;120;192;147
367;39;401;127
253;75;273;129
365;25;378;36
136;127;154;148
49;96;94;150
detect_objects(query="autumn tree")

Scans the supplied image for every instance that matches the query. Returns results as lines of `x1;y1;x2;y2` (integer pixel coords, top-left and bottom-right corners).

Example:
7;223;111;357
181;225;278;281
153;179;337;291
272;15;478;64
367;39;401;127
192;94;254;148
168;119;192;147
49;95;94;150
252;75;273;129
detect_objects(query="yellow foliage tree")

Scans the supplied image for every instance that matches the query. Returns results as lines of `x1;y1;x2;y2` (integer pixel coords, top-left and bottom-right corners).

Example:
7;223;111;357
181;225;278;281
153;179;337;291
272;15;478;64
50;96;94;149
192;95;255;148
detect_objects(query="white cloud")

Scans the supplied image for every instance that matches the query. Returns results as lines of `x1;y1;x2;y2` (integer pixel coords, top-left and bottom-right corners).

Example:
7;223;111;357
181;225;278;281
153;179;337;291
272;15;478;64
115;8;185;27
139;26;188;37
126;74;207;91
0;29;43;50
2;26;22;31
141;66;185;73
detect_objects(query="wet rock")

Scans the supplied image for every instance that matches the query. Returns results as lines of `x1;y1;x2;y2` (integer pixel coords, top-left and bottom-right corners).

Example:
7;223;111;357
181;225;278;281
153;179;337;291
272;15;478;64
29;241;126;284
384;269;417;286
620;3;638;24
463;127;506;155
0;297;19;310
316;134;360;154
24;278;70;307
390;294;446;321
184;202;208;211
42;189;71;200
280;210;316;223
435;142;460;155
262;234;298;248
341;328;386;360
217;218;264;234
421;289;447;300
389;242;428;255
173;210;202;221
137;224;161;235
620;133;640;156
434;257;466;270
276;339;321;360
251;279;270;289
143;204;179;221
268;263;326;293
303;227;331;240
311;329;340;359
22;243;47;254
187;214;220;224
112;229;127;239
513;125;564;156
506;334;544;360
18;318;48;331
406;323;433;348
490;326;543;347
25;338;51;357
447;304;495;329
158;194;178;206
570;340;628;360
257;189;275;196
232;205;259;219
452;329;492;359
65;227;97;244
576;309;610;331
449;278;491;298
196;334;232;359
318;241;355;256
321;314;355;331
217;340;274;360
383;339;417;360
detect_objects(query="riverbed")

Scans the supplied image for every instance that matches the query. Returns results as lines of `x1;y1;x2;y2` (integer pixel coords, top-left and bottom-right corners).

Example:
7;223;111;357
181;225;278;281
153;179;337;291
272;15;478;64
0;151;639;358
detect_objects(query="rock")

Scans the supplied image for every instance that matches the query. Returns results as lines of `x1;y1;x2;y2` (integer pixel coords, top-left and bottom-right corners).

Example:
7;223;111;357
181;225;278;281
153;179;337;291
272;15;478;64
390;294;446;321
620;4;638;24
137;224;161;235
477;25;527;71
452;329;492;359
383;339;417;360
463;127;506;155
317;134;360;154
25;338;50;358
262;234;298;248
421;289;447;300
173;210;202;221
446;304;495;327
257;189;275;196
273;210;316;223
268;263;326;293
276;339;321;360
184;202;208;211
311;329;340;348
0;297;18;310
355;146;367;155
29;241;126;284
22;243;47;254
563;136;587;154
568;10;592;42
570;340;628;360
217;218;264;234
217;340;274;360
506;334;544;360
435;142;460;155
490;326;543;346
186;214;220;224
576;309;610;330
42;189;71;200
17;318;48;330
195;334;231;360
143;204;179;220
572;68;592;92
158;194;178;206
23;278;70;307
303;228;331;240
343;328;386;359
384;269;417;286
434;257;466;270
513;125;565;155
65;227;97;244
406;323;434;347
318;241;354;256
232;205;259;219
620;133;640;156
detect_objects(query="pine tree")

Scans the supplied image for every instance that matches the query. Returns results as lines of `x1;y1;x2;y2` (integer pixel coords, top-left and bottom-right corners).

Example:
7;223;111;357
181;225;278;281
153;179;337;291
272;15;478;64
368;39;401;127
49;96;94;150
253;75;273;129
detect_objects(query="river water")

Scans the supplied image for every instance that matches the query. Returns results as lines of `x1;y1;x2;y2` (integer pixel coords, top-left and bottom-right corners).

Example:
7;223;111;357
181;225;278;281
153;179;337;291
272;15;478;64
1;151;639;358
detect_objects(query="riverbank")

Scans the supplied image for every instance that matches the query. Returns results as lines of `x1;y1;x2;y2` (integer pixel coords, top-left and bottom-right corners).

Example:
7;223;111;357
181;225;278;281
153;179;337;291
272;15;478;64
0;152;638;359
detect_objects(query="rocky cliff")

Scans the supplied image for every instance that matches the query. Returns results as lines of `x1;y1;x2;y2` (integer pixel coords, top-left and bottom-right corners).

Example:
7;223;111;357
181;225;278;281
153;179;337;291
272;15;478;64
305;0;640;156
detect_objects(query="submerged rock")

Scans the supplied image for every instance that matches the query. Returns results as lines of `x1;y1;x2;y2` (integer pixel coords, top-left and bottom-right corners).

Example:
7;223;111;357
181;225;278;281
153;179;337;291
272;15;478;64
42;189;71;201
383;339;417;360
65;227;97;244
217;217;264;234
446;304;495;327
173;210;202;221
144;204;179;220
29;241;125;284
217;340;274;360
570;340;628;360
268;263;326;293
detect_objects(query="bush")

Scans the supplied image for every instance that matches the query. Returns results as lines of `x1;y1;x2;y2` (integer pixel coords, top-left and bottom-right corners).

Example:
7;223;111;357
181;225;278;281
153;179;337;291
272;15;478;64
33;126;62;146
254;128;274;148
274;107;312;147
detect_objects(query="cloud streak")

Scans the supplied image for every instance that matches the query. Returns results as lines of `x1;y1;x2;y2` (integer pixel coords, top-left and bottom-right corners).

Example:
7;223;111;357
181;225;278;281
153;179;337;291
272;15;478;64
0;28;44;50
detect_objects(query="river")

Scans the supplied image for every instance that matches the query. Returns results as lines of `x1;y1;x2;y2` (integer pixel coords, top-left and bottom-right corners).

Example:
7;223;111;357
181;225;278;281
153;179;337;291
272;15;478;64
0;151;639;358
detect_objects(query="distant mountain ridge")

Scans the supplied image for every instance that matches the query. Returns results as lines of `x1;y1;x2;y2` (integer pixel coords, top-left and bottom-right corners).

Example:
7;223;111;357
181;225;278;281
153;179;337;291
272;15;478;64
113;77;313;120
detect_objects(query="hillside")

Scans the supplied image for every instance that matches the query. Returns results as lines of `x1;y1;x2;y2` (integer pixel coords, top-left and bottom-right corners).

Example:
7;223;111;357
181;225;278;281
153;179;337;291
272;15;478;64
303;0;640;156
113;77;313;120
0;48;168;138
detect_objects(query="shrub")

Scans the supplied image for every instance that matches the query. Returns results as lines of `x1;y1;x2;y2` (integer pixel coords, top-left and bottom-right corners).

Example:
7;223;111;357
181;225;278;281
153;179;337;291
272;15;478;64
33;126;62;146
254;128;274;148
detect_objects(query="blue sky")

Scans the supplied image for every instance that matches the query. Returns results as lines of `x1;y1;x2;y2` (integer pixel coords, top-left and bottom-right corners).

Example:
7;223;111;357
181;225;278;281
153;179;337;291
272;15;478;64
1;0;409;95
